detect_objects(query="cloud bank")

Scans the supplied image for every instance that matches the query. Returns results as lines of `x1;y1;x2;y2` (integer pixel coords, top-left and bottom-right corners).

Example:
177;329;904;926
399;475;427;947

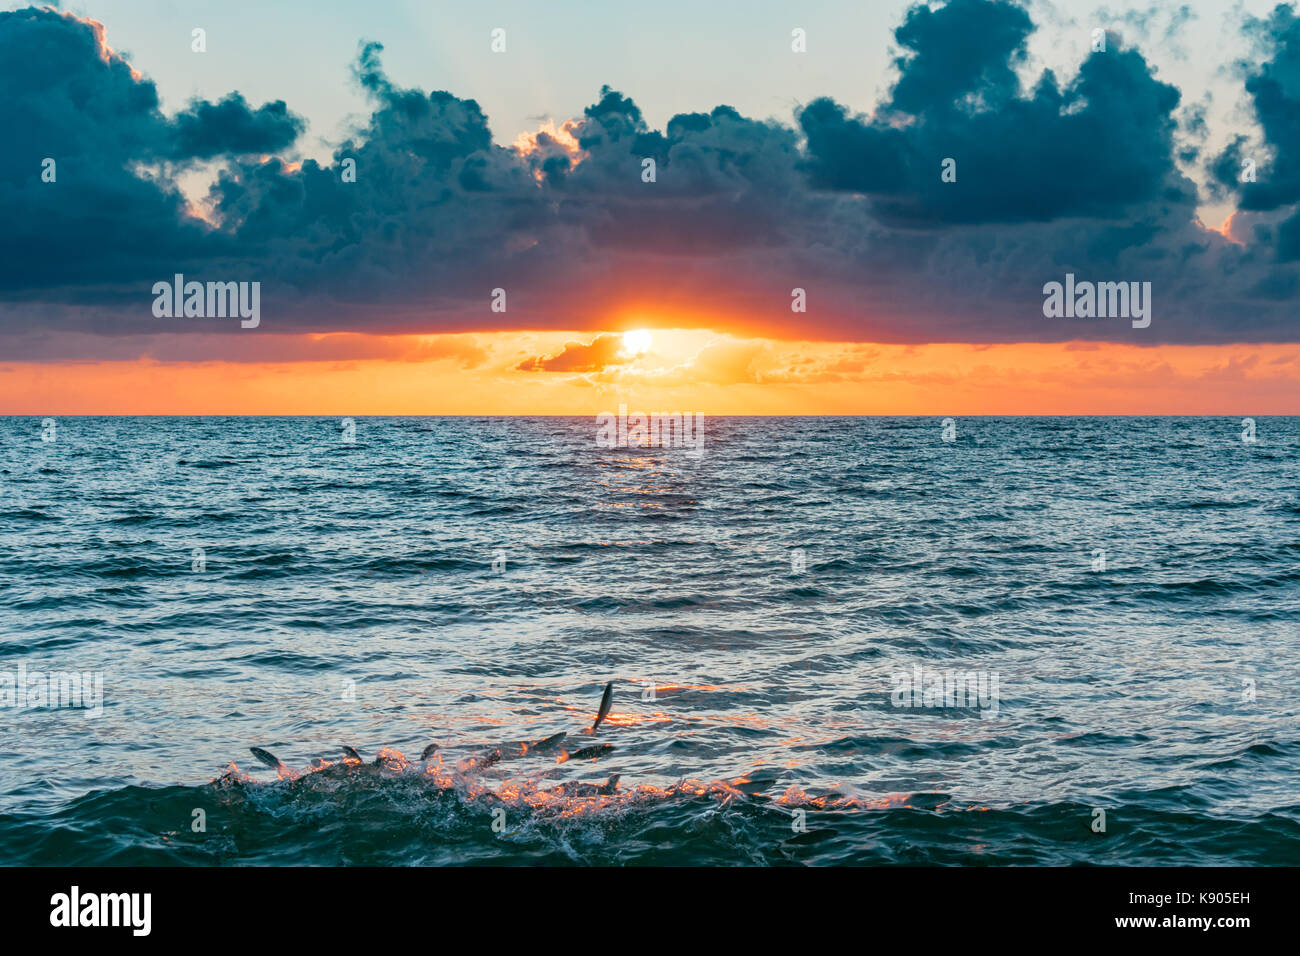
3;0;1300;357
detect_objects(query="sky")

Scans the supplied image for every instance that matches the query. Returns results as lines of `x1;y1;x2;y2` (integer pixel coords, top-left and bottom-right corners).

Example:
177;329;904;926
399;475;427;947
2;0;1299;413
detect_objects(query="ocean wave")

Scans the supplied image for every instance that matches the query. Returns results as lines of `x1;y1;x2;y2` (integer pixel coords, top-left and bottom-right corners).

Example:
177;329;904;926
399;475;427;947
2;764;1297;866
2;416;1298;866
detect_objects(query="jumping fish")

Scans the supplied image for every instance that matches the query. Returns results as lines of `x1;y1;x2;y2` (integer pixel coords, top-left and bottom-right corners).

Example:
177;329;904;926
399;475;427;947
546;774;621;798
559;743;613;764
249;747;285;772
590;681;613;734
732;770;779;797
524;732;566;754
243;682;620;784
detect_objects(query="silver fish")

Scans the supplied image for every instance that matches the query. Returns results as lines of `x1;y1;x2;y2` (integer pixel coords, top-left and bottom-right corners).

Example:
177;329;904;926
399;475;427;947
559;743;614;763
249;747;284;772
591;681;613;734
525;732;566;754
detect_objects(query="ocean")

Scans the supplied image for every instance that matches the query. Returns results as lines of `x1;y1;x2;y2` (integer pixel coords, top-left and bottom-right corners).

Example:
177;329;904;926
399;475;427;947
1;416;1297;865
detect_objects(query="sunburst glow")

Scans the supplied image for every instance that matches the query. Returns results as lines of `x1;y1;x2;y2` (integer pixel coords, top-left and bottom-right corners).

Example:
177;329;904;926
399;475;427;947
623;329;653;355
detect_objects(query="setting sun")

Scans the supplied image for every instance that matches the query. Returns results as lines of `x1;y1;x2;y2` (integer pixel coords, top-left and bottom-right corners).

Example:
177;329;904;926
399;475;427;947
623;329;653;355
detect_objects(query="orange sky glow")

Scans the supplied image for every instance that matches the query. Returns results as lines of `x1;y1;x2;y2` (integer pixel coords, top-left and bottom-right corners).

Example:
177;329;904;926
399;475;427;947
3;329;1297;415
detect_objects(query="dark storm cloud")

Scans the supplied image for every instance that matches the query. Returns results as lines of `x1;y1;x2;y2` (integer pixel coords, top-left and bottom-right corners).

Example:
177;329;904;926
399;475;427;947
799;8;1185;225
888;0;1032;113
0;7;211;292
1212;5;1300;211
0;7;308;297
197;39;560;324
168;94;306;159
1210;5;1300;267
550;93;808;255
1;0;1299;353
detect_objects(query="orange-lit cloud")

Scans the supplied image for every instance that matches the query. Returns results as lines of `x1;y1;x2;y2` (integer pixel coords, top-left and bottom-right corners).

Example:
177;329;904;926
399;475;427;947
512;118;586;183
71;9;143;80
517;333;627;371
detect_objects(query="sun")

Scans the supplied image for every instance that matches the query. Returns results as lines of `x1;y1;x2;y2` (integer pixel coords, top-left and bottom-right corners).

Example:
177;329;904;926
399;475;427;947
622;329;653;355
